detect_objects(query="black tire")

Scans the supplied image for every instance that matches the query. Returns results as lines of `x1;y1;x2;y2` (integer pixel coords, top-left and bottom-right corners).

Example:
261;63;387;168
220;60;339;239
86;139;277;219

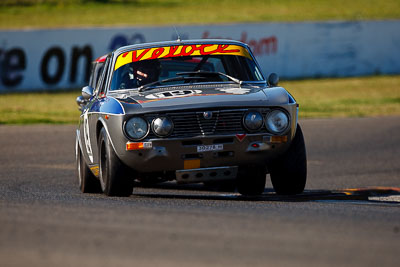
98;128;134;197
76;143;102;193
237;166;266;196
269;124;307;195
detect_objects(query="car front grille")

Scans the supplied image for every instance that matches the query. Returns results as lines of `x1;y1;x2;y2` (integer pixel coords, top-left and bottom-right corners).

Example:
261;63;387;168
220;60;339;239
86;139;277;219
145;108;269;139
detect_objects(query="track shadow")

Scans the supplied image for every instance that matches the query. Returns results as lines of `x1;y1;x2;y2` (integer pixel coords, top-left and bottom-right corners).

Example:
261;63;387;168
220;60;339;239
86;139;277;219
132;184;400;204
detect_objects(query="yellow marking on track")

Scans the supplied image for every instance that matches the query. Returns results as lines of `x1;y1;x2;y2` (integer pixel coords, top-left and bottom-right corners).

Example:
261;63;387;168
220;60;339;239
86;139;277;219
339;187;400;195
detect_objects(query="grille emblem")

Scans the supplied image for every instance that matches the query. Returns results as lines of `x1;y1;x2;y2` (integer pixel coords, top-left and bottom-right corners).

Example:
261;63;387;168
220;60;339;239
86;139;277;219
236;134;246;142
203;111;213;120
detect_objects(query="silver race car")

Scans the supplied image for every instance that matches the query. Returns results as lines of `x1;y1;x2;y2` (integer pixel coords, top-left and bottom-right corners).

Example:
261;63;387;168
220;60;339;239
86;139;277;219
75;39;307;196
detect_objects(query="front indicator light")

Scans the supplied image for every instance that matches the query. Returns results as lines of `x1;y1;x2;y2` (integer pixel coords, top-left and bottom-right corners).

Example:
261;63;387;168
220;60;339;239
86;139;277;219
263;135;288;143
126;142;153;151
270;136;288;143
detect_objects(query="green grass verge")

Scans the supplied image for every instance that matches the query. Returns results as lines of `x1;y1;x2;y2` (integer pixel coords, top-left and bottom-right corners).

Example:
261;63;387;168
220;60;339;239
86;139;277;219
1;75;399;125
1;0;399;29
281;75;400;118
0;91;81;124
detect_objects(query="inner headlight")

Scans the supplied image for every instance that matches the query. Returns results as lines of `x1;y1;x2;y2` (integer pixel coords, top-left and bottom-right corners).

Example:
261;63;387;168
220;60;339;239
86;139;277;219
152;117;174;137
266;110;289;134
243;111;263;131
125;117;149;140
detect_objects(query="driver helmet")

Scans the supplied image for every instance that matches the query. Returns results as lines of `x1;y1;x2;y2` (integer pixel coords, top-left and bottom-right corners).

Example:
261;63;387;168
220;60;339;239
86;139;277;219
133;59;161;85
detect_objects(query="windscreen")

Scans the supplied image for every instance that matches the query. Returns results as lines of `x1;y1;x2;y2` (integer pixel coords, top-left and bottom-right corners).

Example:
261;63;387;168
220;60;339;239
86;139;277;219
110;44;264;91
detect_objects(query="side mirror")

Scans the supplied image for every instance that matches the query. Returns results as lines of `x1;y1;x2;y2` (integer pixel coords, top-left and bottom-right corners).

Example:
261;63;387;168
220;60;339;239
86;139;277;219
76;95;86;111
267;73;279;87
82;86;94;100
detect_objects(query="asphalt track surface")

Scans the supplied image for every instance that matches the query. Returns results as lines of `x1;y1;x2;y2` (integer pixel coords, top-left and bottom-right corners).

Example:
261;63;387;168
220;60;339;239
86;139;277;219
0;117;399;267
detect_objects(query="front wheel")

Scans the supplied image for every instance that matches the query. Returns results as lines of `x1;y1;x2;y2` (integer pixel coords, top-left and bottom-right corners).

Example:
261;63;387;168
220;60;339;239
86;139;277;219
269;124;307;195
98;128;134;197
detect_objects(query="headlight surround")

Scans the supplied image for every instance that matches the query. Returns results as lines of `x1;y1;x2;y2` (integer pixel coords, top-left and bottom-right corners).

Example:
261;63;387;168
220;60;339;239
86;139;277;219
243;111;263;131
151;116;174;137
265;109;289;134
125;117;149;140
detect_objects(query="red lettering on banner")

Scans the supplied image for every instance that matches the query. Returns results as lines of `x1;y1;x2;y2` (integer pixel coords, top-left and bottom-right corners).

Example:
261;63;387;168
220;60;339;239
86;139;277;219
132;48;150;62
123;43;247;65
261;37;277;54
202;31;232;40
180;45;196;56
166;46;179;57
173;44;239;57
202;31;278;56
217;44;240;53
240;32;277;55
202;31;210;39
198;44;215;55
150;47;165;59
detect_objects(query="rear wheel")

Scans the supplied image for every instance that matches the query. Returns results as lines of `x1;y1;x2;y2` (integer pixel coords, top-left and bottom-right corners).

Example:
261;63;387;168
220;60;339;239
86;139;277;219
98;128;134;197
76;142;101;193
269;124;307;195
237;166;266;196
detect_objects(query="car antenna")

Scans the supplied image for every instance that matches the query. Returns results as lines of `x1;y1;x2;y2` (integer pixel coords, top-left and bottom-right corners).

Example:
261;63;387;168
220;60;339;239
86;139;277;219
174;26;182;42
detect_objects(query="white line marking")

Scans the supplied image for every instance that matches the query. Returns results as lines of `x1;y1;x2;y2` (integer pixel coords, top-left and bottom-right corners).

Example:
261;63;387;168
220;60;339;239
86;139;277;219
368;196;400;203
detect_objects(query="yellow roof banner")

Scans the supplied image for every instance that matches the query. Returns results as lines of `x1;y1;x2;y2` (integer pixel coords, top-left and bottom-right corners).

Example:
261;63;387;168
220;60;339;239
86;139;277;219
115;44;252;71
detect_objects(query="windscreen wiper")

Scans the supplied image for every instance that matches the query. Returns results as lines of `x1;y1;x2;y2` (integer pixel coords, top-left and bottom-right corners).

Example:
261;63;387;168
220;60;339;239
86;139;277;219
138;76;207;92
176;71;243;85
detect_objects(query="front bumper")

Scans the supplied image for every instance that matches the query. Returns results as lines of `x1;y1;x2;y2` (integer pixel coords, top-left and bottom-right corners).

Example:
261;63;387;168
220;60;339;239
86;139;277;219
119;132;292;173
176;166;238;184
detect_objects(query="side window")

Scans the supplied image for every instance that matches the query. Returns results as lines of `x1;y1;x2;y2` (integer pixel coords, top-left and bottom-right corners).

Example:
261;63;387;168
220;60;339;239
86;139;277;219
88;62;96;88
92;63;104;94
96;56;111;96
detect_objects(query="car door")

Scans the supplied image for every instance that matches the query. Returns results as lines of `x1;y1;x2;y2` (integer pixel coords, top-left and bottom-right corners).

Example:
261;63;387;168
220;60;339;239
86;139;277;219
85;55;112;165
79;56;109;166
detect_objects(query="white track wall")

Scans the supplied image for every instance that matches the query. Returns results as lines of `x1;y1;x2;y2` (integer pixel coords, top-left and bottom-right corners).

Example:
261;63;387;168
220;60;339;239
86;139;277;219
1;20;399;92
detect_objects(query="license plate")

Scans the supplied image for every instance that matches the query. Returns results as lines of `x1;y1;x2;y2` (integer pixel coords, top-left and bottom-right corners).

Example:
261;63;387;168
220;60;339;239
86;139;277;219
197;144;223;153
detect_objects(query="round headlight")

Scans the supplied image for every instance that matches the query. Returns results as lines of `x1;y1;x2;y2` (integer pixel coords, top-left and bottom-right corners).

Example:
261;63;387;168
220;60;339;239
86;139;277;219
152;117;174;137
125;117;149;140
266;110;289;134
243;111;263;131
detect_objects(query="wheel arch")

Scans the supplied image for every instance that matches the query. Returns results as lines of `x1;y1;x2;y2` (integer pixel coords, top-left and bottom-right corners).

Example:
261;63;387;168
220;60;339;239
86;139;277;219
96;117;118;155
96;119;104;143
75;129;82;160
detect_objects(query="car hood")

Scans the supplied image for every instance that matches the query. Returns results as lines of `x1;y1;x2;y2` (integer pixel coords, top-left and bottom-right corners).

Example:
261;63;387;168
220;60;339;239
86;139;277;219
109;84;289;114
